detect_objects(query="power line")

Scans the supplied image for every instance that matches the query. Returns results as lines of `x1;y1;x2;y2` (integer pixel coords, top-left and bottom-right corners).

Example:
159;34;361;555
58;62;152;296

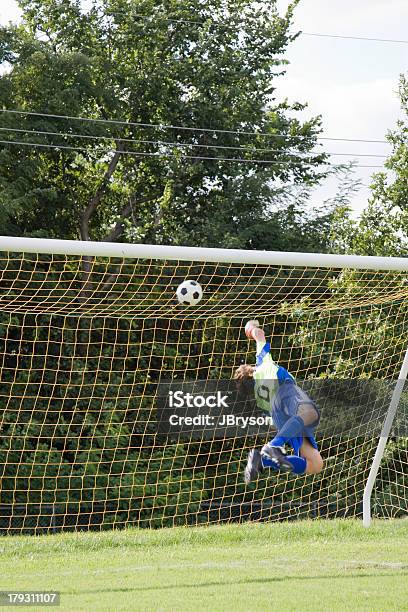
0;137;325;165
0;127;388;159
302;32;408;45
0;138;385;168
103;11;408;44
0;109;389;145
0;126;326;156
6;3;407;45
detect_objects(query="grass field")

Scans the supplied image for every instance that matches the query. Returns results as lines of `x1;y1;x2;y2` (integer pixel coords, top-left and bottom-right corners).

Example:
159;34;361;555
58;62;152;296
1;520;408;611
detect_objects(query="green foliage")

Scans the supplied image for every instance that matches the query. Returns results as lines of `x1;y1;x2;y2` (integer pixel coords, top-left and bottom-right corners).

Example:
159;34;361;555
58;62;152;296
0;0;330;249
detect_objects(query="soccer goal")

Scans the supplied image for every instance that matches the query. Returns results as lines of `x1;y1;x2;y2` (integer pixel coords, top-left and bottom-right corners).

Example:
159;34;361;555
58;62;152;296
0;236;407;533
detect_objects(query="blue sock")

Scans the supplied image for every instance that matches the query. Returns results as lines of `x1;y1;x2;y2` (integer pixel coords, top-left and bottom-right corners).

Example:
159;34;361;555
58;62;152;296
270;415;305;447
261;455;307;475
286;455;307;474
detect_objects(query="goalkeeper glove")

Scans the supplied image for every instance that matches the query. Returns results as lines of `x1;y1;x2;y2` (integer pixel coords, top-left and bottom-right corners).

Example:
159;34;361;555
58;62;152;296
245;320;260;339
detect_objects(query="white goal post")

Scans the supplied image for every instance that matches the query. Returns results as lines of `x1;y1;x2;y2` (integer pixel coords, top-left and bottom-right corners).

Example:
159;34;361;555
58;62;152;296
0;235;407;531
1;235;408;271
362;347;408;526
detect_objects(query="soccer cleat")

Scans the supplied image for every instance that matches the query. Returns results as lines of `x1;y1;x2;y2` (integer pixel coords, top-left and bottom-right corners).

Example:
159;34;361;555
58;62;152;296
261;444;293;472
244;449;264;484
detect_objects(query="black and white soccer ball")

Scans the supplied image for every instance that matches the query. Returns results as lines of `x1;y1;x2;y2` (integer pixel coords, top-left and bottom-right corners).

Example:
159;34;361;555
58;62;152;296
176;279;203;306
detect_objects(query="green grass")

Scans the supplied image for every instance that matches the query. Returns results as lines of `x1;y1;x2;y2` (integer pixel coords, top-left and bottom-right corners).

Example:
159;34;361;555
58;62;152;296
1;520;408;611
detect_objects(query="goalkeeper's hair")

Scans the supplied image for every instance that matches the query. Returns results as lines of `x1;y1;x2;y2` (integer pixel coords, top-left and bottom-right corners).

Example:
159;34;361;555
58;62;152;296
233;364;255;397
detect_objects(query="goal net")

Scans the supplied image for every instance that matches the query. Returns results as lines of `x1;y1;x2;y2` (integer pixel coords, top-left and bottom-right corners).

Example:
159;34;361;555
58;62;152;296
0;237;407;533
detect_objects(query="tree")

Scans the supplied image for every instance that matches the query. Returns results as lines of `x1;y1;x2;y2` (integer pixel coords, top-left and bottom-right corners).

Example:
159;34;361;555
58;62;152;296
0;0;328;249
330;75;408;258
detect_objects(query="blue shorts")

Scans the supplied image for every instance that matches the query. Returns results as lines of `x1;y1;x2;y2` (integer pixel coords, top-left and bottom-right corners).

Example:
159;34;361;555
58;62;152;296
271;380;320;456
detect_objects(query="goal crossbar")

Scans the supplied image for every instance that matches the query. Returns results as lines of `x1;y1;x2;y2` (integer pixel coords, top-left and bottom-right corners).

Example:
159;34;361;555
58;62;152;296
1;236;408;271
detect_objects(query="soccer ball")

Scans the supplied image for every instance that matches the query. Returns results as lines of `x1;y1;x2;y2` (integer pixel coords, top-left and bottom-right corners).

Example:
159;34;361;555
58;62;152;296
176;279;203;306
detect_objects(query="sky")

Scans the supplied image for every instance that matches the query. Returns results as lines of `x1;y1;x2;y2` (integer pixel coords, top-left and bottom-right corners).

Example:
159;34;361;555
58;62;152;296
274;0;408;216
1;0;407;217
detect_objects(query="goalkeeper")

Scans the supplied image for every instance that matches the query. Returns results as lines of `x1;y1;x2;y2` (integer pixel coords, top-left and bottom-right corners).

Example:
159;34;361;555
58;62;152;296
234;320;323;484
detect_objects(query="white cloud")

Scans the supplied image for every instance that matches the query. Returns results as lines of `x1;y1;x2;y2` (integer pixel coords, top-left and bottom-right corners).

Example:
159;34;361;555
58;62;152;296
277;0;408;37
327;0;408;34
281;77;402;141
0;1;22;24
278;76;402;215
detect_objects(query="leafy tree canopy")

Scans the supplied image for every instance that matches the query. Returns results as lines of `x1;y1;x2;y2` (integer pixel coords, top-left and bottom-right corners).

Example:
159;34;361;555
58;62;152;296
0;0;330;249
